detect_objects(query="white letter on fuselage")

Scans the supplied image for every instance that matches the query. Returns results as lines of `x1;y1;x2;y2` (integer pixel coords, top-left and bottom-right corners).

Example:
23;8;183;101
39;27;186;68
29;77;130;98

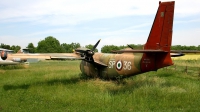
109;60;115;68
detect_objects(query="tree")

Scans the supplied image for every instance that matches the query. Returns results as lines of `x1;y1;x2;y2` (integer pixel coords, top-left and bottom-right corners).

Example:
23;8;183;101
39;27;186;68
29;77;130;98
0;43;10;49
61;42;81;53
10;45;21;53
15;45;21;53
101;44;144;53
37;36;65;53
198;45;200;50
171;45;199;50
101;45;120;53
26;43;36;53
0;44;21;53
85;44;98;52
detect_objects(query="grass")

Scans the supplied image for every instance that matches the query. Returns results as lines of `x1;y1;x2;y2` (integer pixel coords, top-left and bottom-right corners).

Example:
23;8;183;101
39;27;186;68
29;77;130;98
0;60;200;111
172;54;200;60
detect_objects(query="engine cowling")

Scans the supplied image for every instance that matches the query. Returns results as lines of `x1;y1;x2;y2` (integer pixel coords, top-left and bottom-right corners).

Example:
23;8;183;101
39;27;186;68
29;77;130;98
1;51;7;60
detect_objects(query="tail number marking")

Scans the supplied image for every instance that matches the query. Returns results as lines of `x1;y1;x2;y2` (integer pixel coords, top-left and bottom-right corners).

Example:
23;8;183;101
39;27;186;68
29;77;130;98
123;61;131;70
109;60;115;68
108;60;131;70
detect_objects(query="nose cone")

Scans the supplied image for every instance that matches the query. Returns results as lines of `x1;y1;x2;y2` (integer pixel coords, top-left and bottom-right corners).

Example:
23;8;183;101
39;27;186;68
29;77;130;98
1;51;7;60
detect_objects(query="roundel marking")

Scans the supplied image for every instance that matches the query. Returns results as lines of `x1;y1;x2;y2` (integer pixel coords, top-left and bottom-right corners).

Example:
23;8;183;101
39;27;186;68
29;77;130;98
116;60;123;71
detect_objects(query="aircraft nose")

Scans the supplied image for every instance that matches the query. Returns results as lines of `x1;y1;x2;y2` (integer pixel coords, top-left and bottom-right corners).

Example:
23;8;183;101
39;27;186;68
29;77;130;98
1;50;7;60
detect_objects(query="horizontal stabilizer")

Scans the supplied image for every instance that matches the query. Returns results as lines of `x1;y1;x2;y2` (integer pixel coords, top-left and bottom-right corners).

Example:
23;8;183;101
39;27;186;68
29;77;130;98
112;50;168;53
171;50;200;53
170;53;185;57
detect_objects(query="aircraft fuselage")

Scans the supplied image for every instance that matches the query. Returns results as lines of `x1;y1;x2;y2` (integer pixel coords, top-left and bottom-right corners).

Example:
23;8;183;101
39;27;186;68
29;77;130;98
80;53;144;79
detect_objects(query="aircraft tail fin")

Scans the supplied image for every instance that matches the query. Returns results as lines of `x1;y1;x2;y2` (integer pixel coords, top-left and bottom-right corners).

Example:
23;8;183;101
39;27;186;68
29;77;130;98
144;1;174;51
141;1;175;72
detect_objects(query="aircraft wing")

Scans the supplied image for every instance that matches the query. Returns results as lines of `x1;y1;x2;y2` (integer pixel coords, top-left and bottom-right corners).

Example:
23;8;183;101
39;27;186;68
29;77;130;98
8;53;51;60
9;50;199;60
8;53;81;60
112;49;168;53
94;60;108;67
112;50;200;57
47;53;82;60
170;50;200;53
170;50;200;57
170;53;185;57
50;56;78;60
0;60;20;65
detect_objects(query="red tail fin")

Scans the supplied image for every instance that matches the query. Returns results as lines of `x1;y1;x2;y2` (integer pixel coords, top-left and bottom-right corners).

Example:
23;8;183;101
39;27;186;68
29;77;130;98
144;1;174;51
141;1;175;72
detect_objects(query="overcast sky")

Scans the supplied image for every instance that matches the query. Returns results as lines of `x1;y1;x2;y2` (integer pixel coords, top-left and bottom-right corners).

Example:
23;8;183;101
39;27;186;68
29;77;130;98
0;0;200;50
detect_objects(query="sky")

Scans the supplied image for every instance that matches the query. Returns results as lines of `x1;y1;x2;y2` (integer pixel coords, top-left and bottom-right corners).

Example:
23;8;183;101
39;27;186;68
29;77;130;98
0;0;200;51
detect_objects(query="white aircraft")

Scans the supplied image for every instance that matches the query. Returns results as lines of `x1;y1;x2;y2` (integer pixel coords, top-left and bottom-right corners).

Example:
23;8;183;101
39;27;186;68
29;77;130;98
0;49;27;65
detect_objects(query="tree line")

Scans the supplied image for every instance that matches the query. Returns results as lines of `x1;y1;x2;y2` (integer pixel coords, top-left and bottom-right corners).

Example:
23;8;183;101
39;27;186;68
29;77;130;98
1;36;200;53
0;43;21;53
26;36;98;53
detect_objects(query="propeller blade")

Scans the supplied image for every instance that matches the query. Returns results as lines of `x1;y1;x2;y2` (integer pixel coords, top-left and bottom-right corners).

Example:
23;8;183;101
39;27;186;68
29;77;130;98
92;39;101;51
127;44;134;49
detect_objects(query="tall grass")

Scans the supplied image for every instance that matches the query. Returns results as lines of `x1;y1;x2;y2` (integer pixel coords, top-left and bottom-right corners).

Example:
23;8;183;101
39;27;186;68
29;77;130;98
172;54;200;60
0;60;200;111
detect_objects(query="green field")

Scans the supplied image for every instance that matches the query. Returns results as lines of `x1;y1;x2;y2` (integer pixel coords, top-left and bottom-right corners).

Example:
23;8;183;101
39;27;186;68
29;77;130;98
172;54;200;60
0;60;200;112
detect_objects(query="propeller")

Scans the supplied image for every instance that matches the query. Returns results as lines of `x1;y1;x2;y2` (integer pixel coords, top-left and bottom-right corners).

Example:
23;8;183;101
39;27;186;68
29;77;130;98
92;39;101;51
1;50;8;60
75;39;101;61
127;44;134;49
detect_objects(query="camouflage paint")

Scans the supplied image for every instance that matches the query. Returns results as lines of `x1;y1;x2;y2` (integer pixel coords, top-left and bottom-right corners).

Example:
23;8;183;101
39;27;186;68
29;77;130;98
79;1;175;79
80;52;143;78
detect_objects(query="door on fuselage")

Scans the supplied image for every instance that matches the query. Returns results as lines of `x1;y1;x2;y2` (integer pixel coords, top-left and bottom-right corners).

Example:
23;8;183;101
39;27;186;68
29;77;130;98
140;53;156;72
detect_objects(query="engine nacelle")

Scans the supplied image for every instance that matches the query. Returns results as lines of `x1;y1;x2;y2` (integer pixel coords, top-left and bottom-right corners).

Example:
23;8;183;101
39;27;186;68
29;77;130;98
80;61;98;77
